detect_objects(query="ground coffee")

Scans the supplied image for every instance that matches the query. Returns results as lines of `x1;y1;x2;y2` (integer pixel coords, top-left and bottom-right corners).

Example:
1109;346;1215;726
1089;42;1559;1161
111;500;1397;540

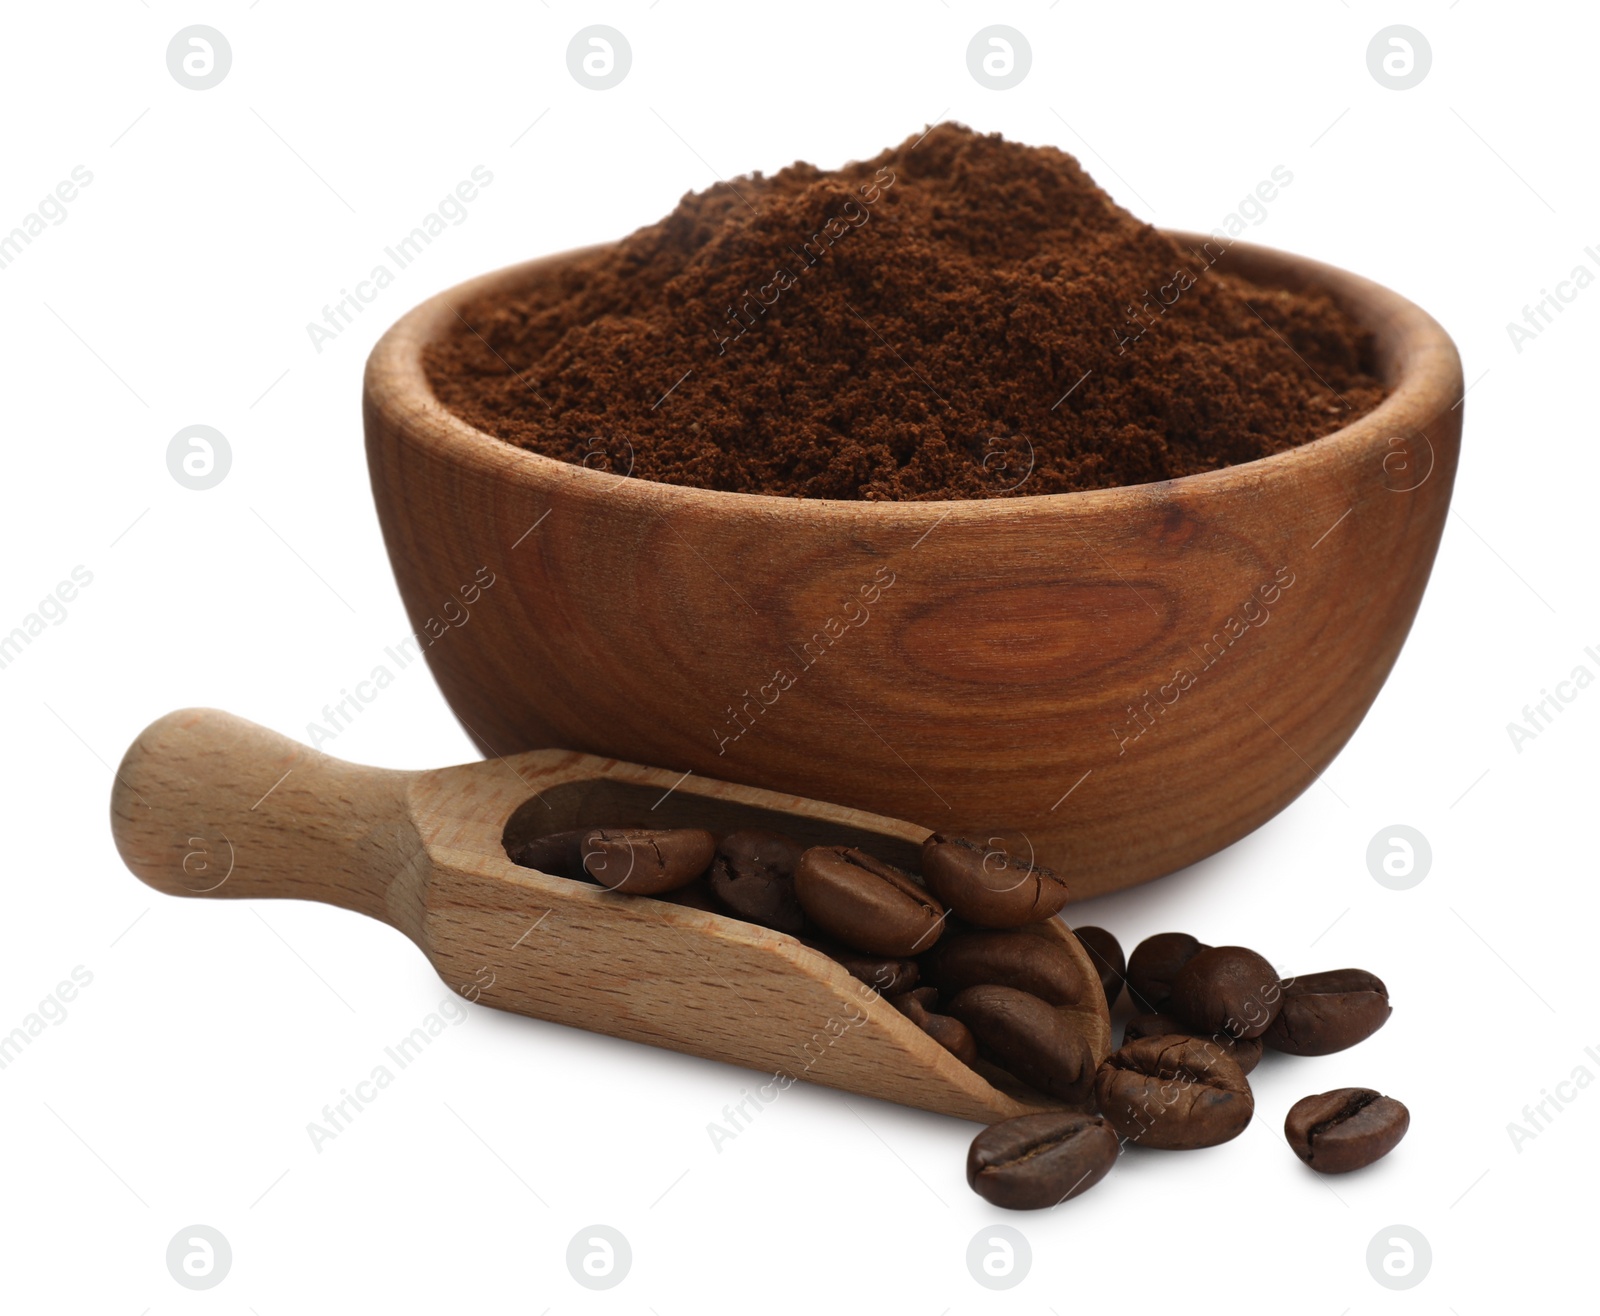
427;123;1386;500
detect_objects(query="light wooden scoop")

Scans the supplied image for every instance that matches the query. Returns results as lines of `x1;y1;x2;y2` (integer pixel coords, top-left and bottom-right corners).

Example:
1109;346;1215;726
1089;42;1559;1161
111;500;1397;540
110;709;1111;1122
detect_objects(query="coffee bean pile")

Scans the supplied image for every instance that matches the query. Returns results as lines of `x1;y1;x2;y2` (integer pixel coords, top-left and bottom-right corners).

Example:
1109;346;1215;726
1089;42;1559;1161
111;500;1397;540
503;814;1098;1082
502;808;1407;1209
975;927;1409;1208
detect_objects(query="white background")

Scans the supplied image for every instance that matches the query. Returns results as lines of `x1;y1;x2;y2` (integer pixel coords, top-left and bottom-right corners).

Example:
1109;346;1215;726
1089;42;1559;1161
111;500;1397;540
1;2;1592;1310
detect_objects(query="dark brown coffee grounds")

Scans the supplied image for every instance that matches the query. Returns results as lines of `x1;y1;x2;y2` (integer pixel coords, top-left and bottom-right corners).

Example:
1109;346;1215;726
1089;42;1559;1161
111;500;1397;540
425;123;1386;500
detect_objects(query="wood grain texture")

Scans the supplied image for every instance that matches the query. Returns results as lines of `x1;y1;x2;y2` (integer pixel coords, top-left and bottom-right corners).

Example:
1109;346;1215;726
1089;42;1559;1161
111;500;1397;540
111;709;1111;1123
364;233;1462;898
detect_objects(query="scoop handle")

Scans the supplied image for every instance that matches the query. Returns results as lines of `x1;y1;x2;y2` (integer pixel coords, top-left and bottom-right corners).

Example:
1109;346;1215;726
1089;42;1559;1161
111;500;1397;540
110;709;426;940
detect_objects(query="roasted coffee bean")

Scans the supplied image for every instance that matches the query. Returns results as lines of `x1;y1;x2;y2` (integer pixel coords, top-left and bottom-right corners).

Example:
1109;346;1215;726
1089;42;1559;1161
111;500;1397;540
1264;969;1391;1055
504;826;589;880
794;847;945;957
1214;1034;1267;1078
924;931;1096;1009
889;991;979;1065
820;945;920;997
903;986;940;1010
1169;945;1283;1040
922;1012;980;1066
1094;1035;1254;1149
923;931;1108;1066
1125;932;1208;1012
502;797;572;856
920;834;1070;927
707;829;809;934
967;1112;1119;1210
888;990;926;1021
1074;926;1126;1008
1284;1088;1409;1173
946;985;1095;1102
580;827;716;895
1122;1012;1263;1075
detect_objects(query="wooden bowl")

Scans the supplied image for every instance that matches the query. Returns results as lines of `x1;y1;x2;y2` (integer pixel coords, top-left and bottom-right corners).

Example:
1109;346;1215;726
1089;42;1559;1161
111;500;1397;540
364;232;1462;900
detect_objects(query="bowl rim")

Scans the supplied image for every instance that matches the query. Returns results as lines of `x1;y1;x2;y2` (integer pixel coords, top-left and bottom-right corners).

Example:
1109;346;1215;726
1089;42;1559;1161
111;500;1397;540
364;229;1463;519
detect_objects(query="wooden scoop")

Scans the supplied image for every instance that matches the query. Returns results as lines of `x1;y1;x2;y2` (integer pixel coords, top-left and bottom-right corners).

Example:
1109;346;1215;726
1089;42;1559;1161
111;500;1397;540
110;709;1111;1122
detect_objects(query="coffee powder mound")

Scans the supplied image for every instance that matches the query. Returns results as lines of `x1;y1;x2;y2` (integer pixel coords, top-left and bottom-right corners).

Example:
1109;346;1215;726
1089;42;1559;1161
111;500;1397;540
425;123;1386;500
